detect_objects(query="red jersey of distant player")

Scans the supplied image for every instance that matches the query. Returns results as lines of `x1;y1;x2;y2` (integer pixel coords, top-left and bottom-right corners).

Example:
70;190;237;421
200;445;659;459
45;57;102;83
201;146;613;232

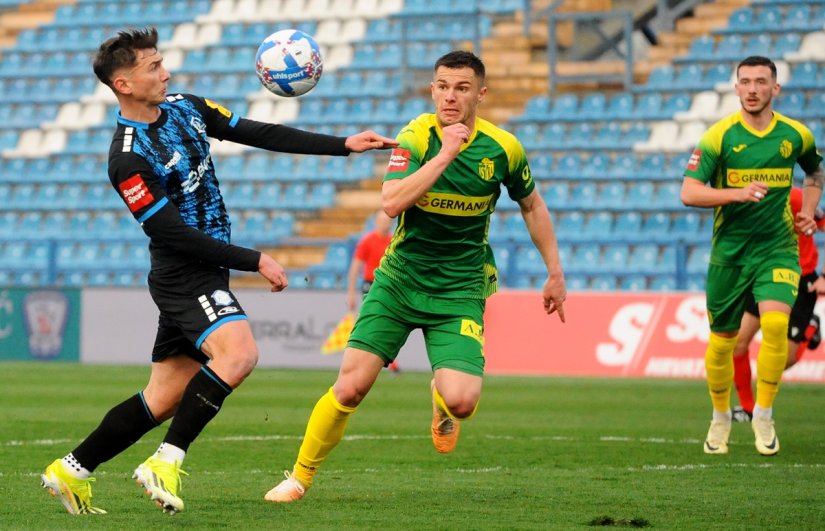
354;231;392;282
790;186;825;275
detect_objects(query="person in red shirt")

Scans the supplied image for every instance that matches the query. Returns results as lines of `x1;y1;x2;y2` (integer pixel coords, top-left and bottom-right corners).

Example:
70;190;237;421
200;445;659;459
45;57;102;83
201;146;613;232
346;209;397;371
732;186;824;421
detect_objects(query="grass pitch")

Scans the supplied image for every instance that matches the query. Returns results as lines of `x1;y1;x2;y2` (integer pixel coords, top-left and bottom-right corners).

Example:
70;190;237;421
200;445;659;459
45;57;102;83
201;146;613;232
2;362;824;529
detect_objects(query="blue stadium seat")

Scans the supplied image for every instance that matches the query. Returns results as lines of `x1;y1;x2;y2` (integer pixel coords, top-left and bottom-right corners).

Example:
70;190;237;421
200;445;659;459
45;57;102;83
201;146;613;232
553;153;582;178
514;246;546;275
755;5;782;31
602;244;630;273
686;35;715;60
595;182;626;208
789;62;819;89
610;153;638;178
605;92;634;120
547;94;578;120
620;275;648;291
726;7;754;31
635;93;663;120
775;91;805;116
530;153;553;180
579;153;610;179
590;275;618;291
614;211;642;235
581;212;613;238
578;93;606;120
543;182;569;209
643;65;674;91
773;33;801;57
625;182;656;210
628;244;660;272
784;4;812;31
555;211;584;238
687;245;711;273
649;276;677;291
493;244;512;278
641;212;671;238
567;182;598;209
638;153;666;179
671;212;703;240
714;34;744;61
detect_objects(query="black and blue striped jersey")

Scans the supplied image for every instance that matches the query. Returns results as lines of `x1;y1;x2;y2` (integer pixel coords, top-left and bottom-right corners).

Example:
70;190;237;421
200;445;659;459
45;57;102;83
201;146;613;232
107;93;350;272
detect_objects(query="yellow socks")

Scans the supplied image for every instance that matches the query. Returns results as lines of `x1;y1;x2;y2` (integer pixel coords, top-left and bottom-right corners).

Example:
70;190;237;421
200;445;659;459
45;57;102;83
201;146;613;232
705;333;737;413
292;387;356;488
755;311;789;409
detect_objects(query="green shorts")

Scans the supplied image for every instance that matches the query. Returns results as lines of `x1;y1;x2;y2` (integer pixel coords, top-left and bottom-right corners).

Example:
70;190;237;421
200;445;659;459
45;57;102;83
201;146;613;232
347;275;486;376
706;257;800;333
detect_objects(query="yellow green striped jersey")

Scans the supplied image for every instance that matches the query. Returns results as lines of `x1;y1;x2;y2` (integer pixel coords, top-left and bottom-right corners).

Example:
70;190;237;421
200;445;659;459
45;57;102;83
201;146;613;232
378;113;534;299
684;110;822;265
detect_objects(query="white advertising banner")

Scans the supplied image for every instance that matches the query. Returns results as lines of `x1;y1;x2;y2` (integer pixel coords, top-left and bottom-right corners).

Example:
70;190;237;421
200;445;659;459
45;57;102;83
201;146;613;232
80;288;429;370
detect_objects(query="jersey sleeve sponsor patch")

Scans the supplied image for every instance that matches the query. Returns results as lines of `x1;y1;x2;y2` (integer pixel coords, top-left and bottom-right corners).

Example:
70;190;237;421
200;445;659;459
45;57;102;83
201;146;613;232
205;98;233;118
118;173;154;213
387;148;411;172
687;149;702;171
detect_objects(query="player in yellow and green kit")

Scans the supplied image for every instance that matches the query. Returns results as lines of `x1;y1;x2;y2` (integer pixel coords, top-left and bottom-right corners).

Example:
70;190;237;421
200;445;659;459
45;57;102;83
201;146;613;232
265;51;567;502
681;56;824;456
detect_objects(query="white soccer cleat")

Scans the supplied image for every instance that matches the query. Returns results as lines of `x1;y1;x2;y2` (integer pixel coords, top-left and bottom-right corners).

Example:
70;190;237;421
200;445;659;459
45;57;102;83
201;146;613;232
703;418;731;455
264;471;306;503
752;416;780;456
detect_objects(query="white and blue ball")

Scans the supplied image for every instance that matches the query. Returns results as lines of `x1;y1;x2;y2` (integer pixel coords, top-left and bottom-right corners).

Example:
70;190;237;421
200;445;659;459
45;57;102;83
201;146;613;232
255;29;323;97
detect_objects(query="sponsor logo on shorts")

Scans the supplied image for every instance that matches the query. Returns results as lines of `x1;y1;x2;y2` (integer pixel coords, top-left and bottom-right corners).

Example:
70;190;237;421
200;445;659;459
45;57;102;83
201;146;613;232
118;174;154;213
217;306;239;316
388;148;411;172
772;268;800;287
460;319;484;345
211;290;234;306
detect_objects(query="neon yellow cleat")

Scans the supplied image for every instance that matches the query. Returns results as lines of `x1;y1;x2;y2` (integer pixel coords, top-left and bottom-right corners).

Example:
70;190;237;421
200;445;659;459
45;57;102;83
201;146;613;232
752;416;780;456
41;459;107;515
431;380;460;454
703;418;731;455
133;457;188;514
264;470;307;503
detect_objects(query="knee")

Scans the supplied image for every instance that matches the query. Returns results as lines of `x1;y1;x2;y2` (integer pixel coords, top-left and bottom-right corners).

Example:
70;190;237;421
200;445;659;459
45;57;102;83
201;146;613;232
760;312;790;345
332;379;370;408
438;389;479;419
217;346;259;387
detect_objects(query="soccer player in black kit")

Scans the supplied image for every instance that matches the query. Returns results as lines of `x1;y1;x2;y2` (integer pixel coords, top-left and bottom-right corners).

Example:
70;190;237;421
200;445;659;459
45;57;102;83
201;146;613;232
40;26;397;515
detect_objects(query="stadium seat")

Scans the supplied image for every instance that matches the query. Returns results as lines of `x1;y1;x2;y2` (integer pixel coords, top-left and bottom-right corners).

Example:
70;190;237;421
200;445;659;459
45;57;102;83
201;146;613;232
605;92;634;120
555;211;584;238
640;212;671;238
581;212;613;238
614;211;642;236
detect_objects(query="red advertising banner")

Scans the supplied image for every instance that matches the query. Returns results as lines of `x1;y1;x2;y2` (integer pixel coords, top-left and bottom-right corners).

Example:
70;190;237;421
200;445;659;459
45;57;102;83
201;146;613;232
484;290;825;383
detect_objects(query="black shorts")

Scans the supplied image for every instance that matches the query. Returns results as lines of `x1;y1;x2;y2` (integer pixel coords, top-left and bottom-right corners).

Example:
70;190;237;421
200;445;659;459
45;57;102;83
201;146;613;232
148;263;248;363
744;271;818;342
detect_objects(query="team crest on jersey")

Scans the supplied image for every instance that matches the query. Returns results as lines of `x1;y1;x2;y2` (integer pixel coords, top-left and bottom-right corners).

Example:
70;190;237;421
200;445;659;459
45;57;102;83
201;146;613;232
205;98;232;119
478;157;494;181
190;116;207;134
779;139;793;158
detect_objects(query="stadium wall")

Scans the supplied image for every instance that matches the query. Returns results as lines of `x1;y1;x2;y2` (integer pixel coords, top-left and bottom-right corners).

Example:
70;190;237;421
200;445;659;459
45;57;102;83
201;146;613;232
1;287;825;383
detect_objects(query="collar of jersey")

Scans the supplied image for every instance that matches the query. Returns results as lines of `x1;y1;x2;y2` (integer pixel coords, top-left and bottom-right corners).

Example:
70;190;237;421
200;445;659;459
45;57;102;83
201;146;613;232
736;109;777;138
117;109;166;130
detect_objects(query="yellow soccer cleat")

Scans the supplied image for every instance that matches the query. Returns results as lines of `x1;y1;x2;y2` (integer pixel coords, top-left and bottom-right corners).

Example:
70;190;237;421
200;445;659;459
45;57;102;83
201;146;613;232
264;470;307;503
752;416;780;456
133;456;188;514
41;459;107;515
431;380;461;454
703;418;731;455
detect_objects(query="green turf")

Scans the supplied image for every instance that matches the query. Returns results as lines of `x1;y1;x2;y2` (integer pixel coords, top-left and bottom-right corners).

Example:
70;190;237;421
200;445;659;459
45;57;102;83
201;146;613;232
2;362;824;529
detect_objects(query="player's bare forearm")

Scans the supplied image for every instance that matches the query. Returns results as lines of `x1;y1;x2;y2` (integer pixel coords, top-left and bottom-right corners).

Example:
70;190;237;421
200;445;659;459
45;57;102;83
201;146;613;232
802;167;824;219
381;153;452;217
680;176;765;207
519;190;564;279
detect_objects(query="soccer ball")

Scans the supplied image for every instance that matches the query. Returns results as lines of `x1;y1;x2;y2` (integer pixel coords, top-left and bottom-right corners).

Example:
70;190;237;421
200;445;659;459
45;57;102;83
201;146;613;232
255;29;323;97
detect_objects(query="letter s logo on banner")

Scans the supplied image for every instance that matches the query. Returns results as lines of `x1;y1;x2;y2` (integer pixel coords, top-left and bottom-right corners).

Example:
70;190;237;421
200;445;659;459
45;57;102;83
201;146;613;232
666;295;709;343
596;303;654;367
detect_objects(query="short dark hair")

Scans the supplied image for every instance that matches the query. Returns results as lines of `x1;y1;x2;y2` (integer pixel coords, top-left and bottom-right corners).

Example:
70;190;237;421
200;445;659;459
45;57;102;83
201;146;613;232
434;50;485;83
93;27;159;87
736;55;777;80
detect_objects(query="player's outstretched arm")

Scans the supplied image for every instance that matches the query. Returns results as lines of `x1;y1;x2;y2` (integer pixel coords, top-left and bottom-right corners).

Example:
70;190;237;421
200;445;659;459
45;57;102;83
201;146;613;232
680;176;767;207
517;189;566;322
344;131;399;153
258;252;288;293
